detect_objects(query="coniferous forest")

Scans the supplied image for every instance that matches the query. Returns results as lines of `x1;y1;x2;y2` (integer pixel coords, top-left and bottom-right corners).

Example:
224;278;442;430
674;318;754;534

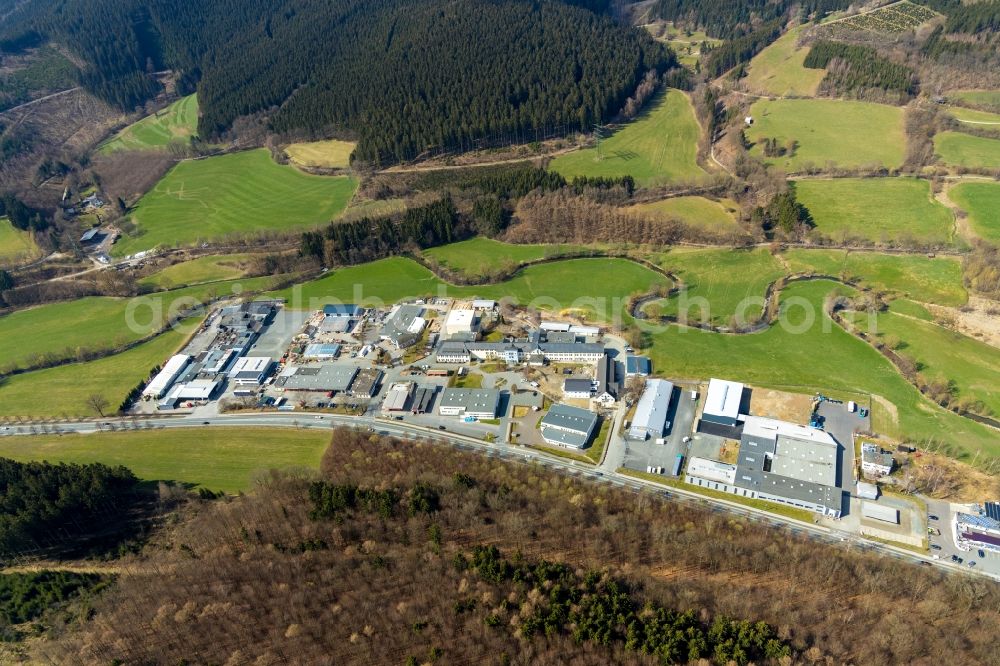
0;0;672;164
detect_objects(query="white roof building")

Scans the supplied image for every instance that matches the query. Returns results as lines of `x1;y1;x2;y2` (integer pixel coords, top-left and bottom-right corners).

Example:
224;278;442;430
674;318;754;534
702;378;744;427
228;357;272;385
686;457;737;485
628;379;674;440
861;501;899;524
143;354;191;399
382;382;415;411
443;309;477;337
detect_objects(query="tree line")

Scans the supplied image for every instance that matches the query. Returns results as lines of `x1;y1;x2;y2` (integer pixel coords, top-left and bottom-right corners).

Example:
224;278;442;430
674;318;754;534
649;0;851;40
0;192;48;232
803;40;917;98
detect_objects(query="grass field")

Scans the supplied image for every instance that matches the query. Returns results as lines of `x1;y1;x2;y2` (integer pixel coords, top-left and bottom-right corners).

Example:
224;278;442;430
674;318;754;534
793;178;954;245
934;131;1000;170
0;277;278;370
0;428;329;493
0;217;41;265
139;254;257;289
746;99;906;171
645;248;786;325
0;321;194;419
949;90;1000;111
626;196;740;233
644;280;1000;461
422;237;593;276
549;89;706;186
948;106;1000;126
949;181;1000;243
100;95;199;153
285;139;356;169
847;302;1000;418
114;149;358;256
782;249;966;307
649;23;721;67
275;255;667;323
744;27;825;97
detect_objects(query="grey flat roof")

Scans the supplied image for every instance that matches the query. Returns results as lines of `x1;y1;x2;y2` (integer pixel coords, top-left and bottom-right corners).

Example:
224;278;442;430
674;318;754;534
625;355;651;375
439;388;500;413
540;427;590;449
323;304;362;316
564;378;592;392
736;468;841;511
541;403;598;435
277;364;357;392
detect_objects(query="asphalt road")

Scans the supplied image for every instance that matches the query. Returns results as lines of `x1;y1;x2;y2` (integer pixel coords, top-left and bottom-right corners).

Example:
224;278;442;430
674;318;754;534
1;412;996;582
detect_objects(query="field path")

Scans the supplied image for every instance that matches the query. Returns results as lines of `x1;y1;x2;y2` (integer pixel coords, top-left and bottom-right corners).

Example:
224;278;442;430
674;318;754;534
380;146;580;173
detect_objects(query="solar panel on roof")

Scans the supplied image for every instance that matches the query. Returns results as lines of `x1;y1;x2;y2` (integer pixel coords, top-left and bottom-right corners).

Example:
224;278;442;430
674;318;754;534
986;501;1000;521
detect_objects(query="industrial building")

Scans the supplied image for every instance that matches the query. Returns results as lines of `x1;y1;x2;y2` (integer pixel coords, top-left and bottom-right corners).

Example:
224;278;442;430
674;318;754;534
410;386;436;414
349;368;383;398
861;442;894;478
435;339;605;365
228;357;273;385
540;321;571;332
143;354;192;399
628;379;674;440
472;300;497;310
276;365;358;393
685;415;843;518
323;304;363;318
540;403;598;449
302;343;341;360
625;355;651;377
861;501;899;525
438;388;500;419
380;305;426;348
563;378;593;399
443;309;478;338
702;378;744;427
857;481;879;500
956;505;1000;552
382;382;415;411
592;354;617;404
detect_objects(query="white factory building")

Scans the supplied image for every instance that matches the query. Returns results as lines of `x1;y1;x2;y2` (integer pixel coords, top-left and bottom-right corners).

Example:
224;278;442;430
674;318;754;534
143;354;192;399
228;357;273;385
701;378;744;427
628;379;674;440
443;309;478;338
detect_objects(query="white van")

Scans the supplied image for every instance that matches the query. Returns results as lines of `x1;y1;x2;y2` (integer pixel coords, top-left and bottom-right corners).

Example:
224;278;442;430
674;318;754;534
847;400;857;413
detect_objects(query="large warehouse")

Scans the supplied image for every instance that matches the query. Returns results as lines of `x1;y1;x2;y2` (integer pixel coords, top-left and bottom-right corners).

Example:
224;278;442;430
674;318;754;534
143;354;192;399
628;379;674;440
701;378;744;427
443;309;477;338
380;305;426;348
228;357;273;385
540;404;598;449
438;388;500;419
685;415;843;518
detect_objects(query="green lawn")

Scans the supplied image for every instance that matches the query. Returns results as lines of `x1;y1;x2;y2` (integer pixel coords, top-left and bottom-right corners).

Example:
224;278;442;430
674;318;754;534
949;181;1000;243
793;178;954;245
0;217;41;265
549;89;706;186
949;90;1000;112
114;149;358;256
746;98;906;171
649;23;721;68
0;428;329;493
626;196;740;233
0;277;278;371
643;280;1000;461
0;322;194;419
948;106;1000;126
644;248;787;326
276;255;668;323
744;27;825;97
100;94;199;153
782;249;966;307
846;302;1000;418
423;237;593;277
139;254;256;289
934;131;1000;170
285;139;356;169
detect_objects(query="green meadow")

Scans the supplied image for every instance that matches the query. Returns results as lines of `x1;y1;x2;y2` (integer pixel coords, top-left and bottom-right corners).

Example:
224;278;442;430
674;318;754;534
139;254;258;289
744;27;825;97
114;149;357;256
747;99;906;171
934;131;1000;170
0;428;329;493
423;237;593;276
949;181;1000;243
549;89;706;186
0;217;41;265
949;90;1000;111
948;106;1000;126
100;94;199;153
0;322;194;418
626;196;741;233
793;178;954;245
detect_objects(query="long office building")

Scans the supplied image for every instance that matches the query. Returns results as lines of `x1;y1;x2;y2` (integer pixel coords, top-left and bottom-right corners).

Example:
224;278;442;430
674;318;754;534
435;340;604;365
438;389;500;419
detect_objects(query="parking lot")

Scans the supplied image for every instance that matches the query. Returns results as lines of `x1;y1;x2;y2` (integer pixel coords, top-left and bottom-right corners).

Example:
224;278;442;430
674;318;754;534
621;384;698;476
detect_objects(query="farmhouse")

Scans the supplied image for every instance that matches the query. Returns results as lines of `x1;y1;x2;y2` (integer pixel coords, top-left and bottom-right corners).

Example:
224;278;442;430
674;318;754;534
540;403;599;449
228;357;273;386
628;379;674;440
276;364;358;393
686;415;843;518
438;388;500;419
701;378;744;427
563;378;593;399
143;354;192;399
380;305;426;349
443;309;478;338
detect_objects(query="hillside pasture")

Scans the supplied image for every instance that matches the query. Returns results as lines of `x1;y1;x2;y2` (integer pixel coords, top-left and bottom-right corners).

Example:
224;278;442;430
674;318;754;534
647;23;721;68
948;106;1000;127
744;27;825;97
139;254;257;289
746;99;906;171
114;149;357;256
549;89;706;187
0;428;329;493
934;131;1000;170
100;94;199;153
949;90;1000;112
0;217;42;265
949;181;1000;243
284;139;356;169
626;196;741;234
792;178;954;245
423;237;593;277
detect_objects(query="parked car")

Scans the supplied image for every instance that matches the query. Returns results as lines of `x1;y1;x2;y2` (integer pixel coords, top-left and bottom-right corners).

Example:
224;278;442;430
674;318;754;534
929;515;939;520
978;549;986;558
930;544;942;550
438;425;446;430
968;561;976;567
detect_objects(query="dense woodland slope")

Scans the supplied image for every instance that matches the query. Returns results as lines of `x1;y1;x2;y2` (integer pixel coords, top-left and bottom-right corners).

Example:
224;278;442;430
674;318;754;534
0;0;671;164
